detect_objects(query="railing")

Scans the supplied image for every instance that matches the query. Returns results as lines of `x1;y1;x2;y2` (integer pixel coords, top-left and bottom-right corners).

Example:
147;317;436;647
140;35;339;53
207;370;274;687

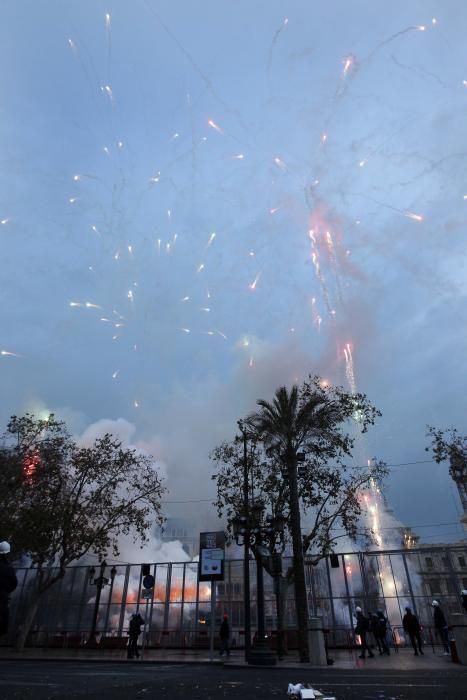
7;544;467;650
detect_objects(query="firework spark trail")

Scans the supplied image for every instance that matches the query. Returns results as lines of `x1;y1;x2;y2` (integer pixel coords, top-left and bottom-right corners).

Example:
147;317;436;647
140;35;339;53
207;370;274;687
208;119;223;135
366;24;427;62
310;297;322;331
335;54;358;97
249;272;261;290
105;12;112;84
325;230;344;305
310;248;333;317
343;343;357;395
345;191;424;221
142;1;250;134
267;17;289;83
343;346;386;548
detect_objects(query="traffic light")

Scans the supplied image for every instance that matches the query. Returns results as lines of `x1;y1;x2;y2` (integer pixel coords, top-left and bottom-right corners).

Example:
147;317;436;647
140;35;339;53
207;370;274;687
330;554;340;568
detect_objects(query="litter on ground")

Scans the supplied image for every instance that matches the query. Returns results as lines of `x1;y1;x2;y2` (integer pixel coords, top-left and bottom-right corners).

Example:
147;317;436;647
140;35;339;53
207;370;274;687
287;682;336;700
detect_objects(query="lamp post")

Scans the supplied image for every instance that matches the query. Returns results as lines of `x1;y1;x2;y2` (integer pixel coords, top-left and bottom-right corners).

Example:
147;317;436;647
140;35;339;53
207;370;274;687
237;420;252;662
87;561;117;645
232;502;284;665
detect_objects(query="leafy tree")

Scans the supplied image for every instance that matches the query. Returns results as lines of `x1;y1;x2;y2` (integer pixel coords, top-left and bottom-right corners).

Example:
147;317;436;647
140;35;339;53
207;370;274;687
212;376;384;662
0;414;165;649
426;425;467;514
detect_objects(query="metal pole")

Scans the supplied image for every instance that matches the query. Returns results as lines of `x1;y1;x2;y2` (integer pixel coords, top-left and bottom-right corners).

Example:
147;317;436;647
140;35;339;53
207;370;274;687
103;573;115;637
256;551;265;640
209;581;217;662
242;428;252;661
89;580;103;643
141;599;150;660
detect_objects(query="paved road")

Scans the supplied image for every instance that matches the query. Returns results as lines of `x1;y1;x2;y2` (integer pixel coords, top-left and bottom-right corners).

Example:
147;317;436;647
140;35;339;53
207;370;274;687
0;661;465;700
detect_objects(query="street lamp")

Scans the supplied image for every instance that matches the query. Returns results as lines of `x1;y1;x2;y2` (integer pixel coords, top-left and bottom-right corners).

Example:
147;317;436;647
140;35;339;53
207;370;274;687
87;561;117;645
232;500;285;665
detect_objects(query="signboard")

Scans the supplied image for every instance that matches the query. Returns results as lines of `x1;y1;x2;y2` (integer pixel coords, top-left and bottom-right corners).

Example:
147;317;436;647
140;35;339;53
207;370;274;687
198;531;225;582
141;589;153;600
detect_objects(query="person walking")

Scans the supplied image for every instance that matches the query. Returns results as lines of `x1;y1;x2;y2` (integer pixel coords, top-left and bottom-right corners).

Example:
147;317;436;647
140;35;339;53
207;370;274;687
219;613;230;657
402;607;423;655
432;600;450;655
0;542;18;638
373;611;390;655
127;612;144;659
355;607;374;659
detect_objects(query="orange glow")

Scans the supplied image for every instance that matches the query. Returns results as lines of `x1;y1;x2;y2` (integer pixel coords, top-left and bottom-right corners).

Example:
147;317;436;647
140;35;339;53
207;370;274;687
24;451;40;480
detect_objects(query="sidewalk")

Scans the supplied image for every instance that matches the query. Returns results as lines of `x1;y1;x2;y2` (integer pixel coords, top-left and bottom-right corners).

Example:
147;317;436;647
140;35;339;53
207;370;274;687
0;647;463;670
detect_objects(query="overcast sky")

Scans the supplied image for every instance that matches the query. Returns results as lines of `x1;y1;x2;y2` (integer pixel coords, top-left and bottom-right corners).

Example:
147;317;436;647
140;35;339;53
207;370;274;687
1;0;466;545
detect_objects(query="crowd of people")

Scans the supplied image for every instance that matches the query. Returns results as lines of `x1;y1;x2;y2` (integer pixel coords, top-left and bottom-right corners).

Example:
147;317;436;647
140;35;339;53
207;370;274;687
354;594;467;659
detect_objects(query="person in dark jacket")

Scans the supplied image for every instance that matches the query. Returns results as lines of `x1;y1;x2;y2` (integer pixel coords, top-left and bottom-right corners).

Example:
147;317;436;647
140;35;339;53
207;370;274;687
402;607;423;655
355;607;374;659
372;611;390;656
219;613;230;657
0;542;18;637
432;600;450;655
127;613;144;659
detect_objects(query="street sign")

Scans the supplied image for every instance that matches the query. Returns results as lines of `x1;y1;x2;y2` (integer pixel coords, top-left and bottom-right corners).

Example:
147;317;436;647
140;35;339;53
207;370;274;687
141;589;153;600
198;531;225;582
143;574;155;589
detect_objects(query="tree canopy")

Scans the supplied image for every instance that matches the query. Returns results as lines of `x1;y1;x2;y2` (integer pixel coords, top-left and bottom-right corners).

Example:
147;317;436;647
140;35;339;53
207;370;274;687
0;414;166;569
212;377;386;564
0;413;166;647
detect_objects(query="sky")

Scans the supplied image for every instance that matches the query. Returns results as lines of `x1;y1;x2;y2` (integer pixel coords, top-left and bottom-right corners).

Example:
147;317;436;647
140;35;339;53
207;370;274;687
1;0;466;547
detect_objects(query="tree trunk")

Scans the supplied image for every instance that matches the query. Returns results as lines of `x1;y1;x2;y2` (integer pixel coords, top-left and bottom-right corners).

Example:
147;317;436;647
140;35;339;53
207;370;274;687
14;570;64;651
15;595;40;651
275;577;288;659
288;452;309;662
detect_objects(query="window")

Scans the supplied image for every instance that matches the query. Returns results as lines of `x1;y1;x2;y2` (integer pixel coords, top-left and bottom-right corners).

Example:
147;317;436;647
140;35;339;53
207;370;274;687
217;584;225;595
425;557;434;569
458;556;466;568
446;580;457;595
442;557;449;568
233;583;242;595
427;580;441;597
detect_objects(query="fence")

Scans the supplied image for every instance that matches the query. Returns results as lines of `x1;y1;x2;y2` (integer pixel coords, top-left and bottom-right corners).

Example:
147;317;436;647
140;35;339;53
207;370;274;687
6;544;467;649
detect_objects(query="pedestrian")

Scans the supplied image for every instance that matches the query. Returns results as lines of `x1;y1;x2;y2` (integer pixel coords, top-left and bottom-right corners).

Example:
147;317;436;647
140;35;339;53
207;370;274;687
432;600;450;655
219;613;230;657
0;541;18;638
402;606;423;656
127;612;144;659
461;590;467;614
354;606;374;659
372;611;390;655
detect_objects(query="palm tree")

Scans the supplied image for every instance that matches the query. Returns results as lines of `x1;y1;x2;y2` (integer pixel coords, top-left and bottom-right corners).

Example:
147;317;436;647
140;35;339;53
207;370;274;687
246;382;348;662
